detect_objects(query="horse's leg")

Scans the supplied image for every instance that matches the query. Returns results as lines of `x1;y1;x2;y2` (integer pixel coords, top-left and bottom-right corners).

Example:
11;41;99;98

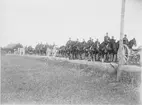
89;53;91;61
93;53;95;61
82;52;84;60
112;54;114;62
113;54;116;62
72;53;74;60
94;53;96;61
91;53;93;61
104;54;106;62
115;54;117;62
92;53;94;61
102;54;105;62
81;53;83;60
110;53;113;62
81;52;83;60
91;52;94;61
79;52;81;60
83;52;85;60
112;53;114;62
109;53;111;62
72;52;74;59
90;52;92;61
108;53;110;62
96;53;98;61
107;53;109;62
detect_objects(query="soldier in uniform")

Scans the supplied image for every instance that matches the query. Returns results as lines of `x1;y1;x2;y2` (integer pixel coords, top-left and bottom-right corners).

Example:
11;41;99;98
94;38;100;50
75;38;79;46
104;32;110;43
95;38;100;46
66;38;71;44
82;39;86;43
110;36;116;43
123;34;129;45
66;38;72;48
88;37;92;43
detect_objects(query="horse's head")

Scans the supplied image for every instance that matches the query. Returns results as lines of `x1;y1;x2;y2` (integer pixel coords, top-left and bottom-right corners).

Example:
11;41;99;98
106;43;112;51
132;38;137;46
129;38;137;49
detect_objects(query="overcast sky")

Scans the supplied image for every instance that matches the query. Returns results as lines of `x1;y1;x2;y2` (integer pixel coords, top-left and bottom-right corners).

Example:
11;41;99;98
0;0;142;47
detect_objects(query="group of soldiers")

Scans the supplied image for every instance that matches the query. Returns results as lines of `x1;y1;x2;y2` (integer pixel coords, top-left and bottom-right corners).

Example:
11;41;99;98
66;32;129;47
58;32;138;62
104;32;129;45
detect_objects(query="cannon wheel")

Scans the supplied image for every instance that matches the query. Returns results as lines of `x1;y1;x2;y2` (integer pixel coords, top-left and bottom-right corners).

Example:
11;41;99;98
117;44;130;64
123;44;131;64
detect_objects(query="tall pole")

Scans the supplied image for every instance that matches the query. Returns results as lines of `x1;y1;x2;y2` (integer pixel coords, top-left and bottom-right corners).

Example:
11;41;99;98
139;50;142;103
117;0;126;81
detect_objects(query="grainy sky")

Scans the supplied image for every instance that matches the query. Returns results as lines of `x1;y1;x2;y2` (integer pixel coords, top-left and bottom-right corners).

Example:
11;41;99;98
0;0;142;47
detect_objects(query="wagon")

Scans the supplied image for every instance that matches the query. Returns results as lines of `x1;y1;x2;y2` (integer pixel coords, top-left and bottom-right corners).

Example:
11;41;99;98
122;45;142;65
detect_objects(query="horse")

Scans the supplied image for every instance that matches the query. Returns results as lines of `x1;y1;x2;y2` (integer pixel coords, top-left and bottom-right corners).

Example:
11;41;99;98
99;41;110;62
106;40;118;62
93;41;100;61
79;41;87;60
88;41;100;61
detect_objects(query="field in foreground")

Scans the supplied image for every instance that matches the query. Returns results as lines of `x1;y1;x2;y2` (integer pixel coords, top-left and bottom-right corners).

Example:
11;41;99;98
1;55;141;104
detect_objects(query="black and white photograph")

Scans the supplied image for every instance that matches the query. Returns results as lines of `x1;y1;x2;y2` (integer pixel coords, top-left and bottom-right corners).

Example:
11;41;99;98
0;0;142;104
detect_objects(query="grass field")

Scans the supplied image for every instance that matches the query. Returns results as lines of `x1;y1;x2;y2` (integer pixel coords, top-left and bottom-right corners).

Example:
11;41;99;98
1;55;141;104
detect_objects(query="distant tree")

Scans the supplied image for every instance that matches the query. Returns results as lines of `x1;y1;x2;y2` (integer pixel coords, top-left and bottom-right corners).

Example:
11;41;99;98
34;42;56;55
25;45;34;55
3;43;23;53
13;43;23;50
35;43;41;55
27;46;34;54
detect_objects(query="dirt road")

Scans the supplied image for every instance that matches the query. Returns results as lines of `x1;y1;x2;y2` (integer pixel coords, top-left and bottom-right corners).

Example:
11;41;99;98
1;55;141;104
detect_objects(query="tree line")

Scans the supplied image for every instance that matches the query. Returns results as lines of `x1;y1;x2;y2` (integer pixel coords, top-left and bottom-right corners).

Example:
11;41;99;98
2;43;57;55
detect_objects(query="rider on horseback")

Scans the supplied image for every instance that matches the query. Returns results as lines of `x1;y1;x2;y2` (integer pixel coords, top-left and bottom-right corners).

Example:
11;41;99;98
81;39;86;50
66;38;71;44
82;39;86;43
104;32;110;44
110;36;116;43
123;34;129;45
75;38;79;47
88;37;92;43
94;39;100;47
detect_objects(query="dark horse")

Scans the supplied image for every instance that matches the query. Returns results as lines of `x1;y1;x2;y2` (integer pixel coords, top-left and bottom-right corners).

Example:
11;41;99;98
107;40;118;62
99;41;110;62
